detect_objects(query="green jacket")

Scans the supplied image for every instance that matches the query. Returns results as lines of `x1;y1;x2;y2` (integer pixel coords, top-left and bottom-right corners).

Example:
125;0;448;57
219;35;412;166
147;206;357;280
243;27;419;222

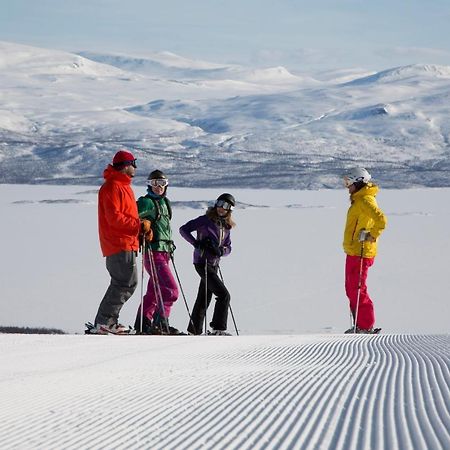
137;194;174;253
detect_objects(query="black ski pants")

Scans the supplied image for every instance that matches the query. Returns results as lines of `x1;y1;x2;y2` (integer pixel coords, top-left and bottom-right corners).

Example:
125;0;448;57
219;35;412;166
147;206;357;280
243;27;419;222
187;263;230;335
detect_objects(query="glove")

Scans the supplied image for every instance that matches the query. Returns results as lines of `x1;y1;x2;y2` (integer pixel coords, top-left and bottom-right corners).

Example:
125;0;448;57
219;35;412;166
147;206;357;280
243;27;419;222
209;243;222;257
204;238;222;257
358;229;375;242
141;219;152;234
144;228;154;243
140;219;153;242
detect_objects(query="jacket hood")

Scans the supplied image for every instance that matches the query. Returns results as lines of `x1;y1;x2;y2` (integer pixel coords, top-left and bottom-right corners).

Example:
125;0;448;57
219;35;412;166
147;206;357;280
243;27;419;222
103;165;131;184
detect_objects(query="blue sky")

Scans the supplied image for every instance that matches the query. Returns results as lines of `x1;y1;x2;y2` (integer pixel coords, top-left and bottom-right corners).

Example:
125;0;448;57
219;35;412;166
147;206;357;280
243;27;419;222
2;0;450;71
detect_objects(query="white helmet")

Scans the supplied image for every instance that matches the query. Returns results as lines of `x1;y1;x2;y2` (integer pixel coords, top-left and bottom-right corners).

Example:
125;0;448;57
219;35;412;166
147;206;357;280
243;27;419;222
343;167;371;187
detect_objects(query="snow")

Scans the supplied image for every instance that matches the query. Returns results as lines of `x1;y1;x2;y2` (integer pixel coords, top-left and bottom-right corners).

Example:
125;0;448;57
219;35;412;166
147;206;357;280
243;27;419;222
1;38;450;447
1;42;450;188
0;333;448;449
2;184;449;335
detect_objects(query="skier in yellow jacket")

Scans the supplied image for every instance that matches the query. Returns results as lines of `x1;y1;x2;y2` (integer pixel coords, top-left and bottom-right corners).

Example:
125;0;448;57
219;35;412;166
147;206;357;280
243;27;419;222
343;168;387;333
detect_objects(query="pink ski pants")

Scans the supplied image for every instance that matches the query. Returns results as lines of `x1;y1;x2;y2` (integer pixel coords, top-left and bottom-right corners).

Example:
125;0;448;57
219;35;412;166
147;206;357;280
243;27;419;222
138;251;179;320
345;254;375;330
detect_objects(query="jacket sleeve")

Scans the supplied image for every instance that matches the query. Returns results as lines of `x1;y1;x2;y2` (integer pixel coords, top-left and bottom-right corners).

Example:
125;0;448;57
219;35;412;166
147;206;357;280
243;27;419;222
137;196;156;220
221;230;232;257
361;196;387;239
102;186;140;235
179;216;203;246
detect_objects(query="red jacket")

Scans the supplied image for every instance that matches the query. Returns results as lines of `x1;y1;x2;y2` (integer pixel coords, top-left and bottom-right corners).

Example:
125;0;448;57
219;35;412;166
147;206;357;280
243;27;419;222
98;165;140;257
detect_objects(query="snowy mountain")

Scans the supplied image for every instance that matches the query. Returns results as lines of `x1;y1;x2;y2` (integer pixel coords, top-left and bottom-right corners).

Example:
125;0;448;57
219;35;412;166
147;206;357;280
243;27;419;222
1;41;450;188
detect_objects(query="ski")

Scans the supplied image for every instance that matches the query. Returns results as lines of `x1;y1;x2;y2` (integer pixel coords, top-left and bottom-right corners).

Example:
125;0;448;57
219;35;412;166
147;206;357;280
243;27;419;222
344;327;382;335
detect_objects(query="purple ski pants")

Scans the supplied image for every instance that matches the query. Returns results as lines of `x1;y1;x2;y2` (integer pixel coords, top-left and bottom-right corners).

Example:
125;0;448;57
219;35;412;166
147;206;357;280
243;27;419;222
137;251;179;320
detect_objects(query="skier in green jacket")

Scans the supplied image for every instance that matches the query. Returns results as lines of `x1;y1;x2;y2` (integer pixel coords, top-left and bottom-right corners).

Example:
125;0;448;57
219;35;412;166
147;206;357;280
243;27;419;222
134;170;181;335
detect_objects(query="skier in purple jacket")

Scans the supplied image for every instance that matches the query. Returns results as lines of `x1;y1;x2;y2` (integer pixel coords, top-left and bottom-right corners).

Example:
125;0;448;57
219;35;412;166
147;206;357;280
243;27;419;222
179;193;236;335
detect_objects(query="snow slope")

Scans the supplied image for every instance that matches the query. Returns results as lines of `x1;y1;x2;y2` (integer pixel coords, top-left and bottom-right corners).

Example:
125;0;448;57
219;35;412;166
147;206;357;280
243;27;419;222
0;334;448;449
1;42;450;188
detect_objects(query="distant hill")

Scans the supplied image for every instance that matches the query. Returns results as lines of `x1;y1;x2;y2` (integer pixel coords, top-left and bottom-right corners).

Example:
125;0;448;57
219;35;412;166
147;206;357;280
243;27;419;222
1;41;450;189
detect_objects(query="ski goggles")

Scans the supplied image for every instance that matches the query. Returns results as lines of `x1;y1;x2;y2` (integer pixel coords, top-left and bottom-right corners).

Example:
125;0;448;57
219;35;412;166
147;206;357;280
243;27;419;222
147;178;169;188
215;200;234;211
118;159;137;168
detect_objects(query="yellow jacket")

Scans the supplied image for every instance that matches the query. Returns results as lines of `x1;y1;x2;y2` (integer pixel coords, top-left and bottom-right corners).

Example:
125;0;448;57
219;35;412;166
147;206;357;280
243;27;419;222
343;184;387;258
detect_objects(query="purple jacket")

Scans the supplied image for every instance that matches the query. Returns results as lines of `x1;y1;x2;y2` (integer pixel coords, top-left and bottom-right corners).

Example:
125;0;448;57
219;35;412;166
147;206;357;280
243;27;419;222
179;214;232;265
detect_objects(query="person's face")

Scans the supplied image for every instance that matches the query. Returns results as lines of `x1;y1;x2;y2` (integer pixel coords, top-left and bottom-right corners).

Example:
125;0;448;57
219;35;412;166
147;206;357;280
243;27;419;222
216;206;228;217
151;184;165;196
123;163;136;178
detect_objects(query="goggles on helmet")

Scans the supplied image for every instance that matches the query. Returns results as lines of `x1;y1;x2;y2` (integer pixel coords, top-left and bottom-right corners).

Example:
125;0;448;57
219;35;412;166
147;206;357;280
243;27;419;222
216;200;234;211
147;178;169;188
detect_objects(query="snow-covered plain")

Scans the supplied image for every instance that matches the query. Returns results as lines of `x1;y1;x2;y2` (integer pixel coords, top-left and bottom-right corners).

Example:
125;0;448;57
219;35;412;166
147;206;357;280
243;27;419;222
2;183;450;335
1;41;450;188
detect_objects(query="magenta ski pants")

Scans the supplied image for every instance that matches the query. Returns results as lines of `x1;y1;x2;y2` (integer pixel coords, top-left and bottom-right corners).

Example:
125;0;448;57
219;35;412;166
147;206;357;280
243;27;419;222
138;251;179;320
345;254;375;330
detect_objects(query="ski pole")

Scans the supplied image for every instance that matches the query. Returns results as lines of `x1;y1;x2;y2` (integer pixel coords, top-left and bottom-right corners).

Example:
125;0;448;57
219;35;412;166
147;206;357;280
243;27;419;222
170;254;195;332
218;266;239;336
139;245;145;334
353;232;366;333
204;261;208;335
147;247;170;334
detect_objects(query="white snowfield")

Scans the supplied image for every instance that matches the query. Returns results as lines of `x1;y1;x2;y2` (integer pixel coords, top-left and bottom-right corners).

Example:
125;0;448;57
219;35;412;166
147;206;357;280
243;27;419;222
0;334;448;450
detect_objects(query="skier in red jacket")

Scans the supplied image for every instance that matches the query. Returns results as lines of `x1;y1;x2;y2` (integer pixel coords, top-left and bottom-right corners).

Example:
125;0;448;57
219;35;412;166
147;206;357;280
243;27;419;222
90;150;151;334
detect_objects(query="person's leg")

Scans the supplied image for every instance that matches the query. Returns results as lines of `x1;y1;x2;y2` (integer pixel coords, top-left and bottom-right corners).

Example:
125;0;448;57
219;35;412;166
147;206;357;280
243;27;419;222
205;267;230;331
95;251;137;326
345;255;375;330
153;252;179;318
187;264;213;335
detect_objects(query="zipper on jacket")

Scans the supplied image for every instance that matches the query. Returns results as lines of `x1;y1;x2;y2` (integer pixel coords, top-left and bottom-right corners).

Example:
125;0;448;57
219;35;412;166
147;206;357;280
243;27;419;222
351;219;359;241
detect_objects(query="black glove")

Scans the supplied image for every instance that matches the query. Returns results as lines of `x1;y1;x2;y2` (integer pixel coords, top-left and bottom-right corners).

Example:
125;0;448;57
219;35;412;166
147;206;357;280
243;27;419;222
204;239;222;257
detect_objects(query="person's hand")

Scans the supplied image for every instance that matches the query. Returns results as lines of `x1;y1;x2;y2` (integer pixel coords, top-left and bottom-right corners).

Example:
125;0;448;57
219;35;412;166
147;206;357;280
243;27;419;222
208;243;222;256
144;228;154;242
358;229;376;242
141;219;151;234
140;219;153;242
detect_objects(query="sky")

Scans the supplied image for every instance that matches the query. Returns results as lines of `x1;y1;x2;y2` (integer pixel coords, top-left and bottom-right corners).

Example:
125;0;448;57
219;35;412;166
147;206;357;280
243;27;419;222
1;0;450;72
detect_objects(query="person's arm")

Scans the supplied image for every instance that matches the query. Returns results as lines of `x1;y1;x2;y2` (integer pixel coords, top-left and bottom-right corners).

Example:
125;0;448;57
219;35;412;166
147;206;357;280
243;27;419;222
179;216;204;246
220;231;232;257
137;196;156;220
361;196;387;240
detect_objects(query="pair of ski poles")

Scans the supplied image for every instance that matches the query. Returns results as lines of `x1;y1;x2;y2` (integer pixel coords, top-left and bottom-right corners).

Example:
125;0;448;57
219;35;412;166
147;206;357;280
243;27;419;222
138;244;170;334
139;245;239;335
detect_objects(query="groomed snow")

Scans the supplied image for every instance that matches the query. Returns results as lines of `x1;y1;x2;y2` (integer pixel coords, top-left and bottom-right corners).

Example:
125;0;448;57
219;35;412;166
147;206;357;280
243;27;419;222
0;334;448;449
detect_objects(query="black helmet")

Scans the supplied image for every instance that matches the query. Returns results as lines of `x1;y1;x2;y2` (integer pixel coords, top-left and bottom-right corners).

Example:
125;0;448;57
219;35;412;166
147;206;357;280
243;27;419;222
148;170;167;180
215;193;235;210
